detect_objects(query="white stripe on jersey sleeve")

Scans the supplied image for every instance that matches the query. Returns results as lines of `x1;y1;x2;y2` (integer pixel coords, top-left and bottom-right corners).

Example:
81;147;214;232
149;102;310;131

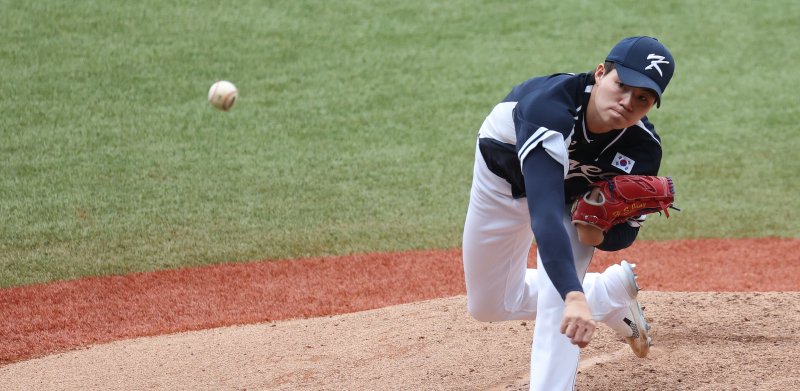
517;127;571;177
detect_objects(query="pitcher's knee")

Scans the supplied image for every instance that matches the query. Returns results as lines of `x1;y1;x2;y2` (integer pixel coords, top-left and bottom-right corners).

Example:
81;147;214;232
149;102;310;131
467;297;507;322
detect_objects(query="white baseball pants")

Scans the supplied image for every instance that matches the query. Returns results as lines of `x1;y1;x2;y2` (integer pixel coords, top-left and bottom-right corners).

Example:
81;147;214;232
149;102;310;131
463;139;633;391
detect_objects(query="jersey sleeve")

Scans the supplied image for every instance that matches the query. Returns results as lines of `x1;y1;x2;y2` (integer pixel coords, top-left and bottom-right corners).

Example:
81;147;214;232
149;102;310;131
522;147;583;299
514;89;585;299
596;222;639;251
512;90;577;176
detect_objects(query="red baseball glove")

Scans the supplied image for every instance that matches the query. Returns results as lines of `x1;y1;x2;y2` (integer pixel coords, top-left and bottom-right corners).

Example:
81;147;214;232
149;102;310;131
572;176;677;232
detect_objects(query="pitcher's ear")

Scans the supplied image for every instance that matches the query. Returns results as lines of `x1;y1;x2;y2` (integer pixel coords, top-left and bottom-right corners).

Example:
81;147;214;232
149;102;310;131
594;63;606;79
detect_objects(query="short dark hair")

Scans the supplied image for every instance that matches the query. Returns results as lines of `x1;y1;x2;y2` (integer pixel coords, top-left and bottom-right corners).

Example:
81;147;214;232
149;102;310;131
590;61;616;84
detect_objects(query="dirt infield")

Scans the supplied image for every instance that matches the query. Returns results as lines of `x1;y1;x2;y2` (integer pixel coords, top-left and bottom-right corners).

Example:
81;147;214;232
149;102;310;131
1;237;799;390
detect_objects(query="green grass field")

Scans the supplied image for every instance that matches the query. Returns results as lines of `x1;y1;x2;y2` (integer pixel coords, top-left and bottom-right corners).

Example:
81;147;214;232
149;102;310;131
2;0;798;287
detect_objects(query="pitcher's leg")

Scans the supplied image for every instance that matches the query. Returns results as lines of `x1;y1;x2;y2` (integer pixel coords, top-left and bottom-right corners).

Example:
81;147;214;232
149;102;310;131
463;143;539;322
529;254;579;391
463;201;538;321
583;264;636;320
515;267;631;321
529;212;594;391
586;261;654;357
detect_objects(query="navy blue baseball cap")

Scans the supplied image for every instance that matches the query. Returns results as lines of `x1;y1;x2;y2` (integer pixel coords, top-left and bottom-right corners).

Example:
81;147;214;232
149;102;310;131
606;36;675;107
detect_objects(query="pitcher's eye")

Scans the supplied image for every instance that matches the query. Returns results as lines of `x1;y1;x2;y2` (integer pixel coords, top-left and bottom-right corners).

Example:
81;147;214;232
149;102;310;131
637;92;656;105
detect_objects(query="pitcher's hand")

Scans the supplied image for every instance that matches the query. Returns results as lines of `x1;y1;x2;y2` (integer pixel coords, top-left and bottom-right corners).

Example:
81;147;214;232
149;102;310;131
560;291;597;348
575;223;604;246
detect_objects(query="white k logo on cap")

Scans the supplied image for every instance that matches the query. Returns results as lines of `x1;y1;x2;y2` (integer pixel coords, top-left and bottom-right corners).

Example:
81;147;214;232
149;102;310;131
645;54;670;77
606;36;676;106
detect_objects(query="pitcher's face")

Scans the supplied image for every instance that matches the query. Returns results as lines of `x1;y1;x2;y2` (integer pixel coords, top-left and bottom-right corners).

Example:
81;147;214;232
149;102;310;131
588;66;656;132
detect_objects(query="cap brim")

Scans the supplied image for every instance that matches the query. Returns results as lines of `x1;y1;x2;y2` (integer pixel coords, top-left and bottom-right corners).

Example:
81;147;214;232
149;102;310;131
615;64;663;107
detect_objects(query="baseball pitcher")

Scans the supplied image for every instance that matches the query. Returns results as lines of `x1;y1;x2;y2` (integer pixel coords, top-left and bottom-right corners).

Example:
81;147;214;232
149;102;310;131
462;36;677;390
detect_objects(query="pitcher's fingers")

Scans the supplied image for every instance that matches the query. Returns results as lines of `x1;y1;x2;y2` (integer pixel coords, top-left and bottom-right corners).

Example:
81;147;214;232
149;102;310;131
575;323;596;347
562;321;580;338
571;325;586;345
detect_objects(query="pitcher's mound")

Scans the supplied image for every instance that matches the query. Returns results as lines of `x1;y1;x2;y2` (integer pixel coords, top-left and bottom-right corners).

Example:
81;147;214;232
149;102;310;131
2;291;799;391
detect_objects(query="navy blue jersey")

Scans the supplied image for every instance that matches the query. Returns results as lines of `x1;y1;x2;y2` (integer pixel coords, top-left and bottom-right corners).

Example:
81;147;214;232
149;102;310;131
481;71;663;202
477;71;663;299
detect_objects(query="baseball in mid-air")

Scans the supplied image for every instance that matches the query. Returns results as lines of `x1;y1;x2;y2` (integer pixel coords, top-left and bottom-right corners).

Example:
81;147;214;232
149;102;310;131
207;80;238;111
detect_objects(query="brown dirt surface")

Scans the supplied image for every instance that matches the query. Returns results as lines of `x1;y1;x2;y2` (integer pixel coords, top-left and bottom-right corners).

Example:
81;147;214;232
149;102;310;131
1;237;799;390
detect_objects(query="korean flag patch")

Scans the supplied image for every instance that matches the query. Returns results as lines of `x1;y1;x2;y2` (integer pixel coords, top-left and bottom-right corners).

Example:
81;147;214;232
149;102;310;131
612;152;635;173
